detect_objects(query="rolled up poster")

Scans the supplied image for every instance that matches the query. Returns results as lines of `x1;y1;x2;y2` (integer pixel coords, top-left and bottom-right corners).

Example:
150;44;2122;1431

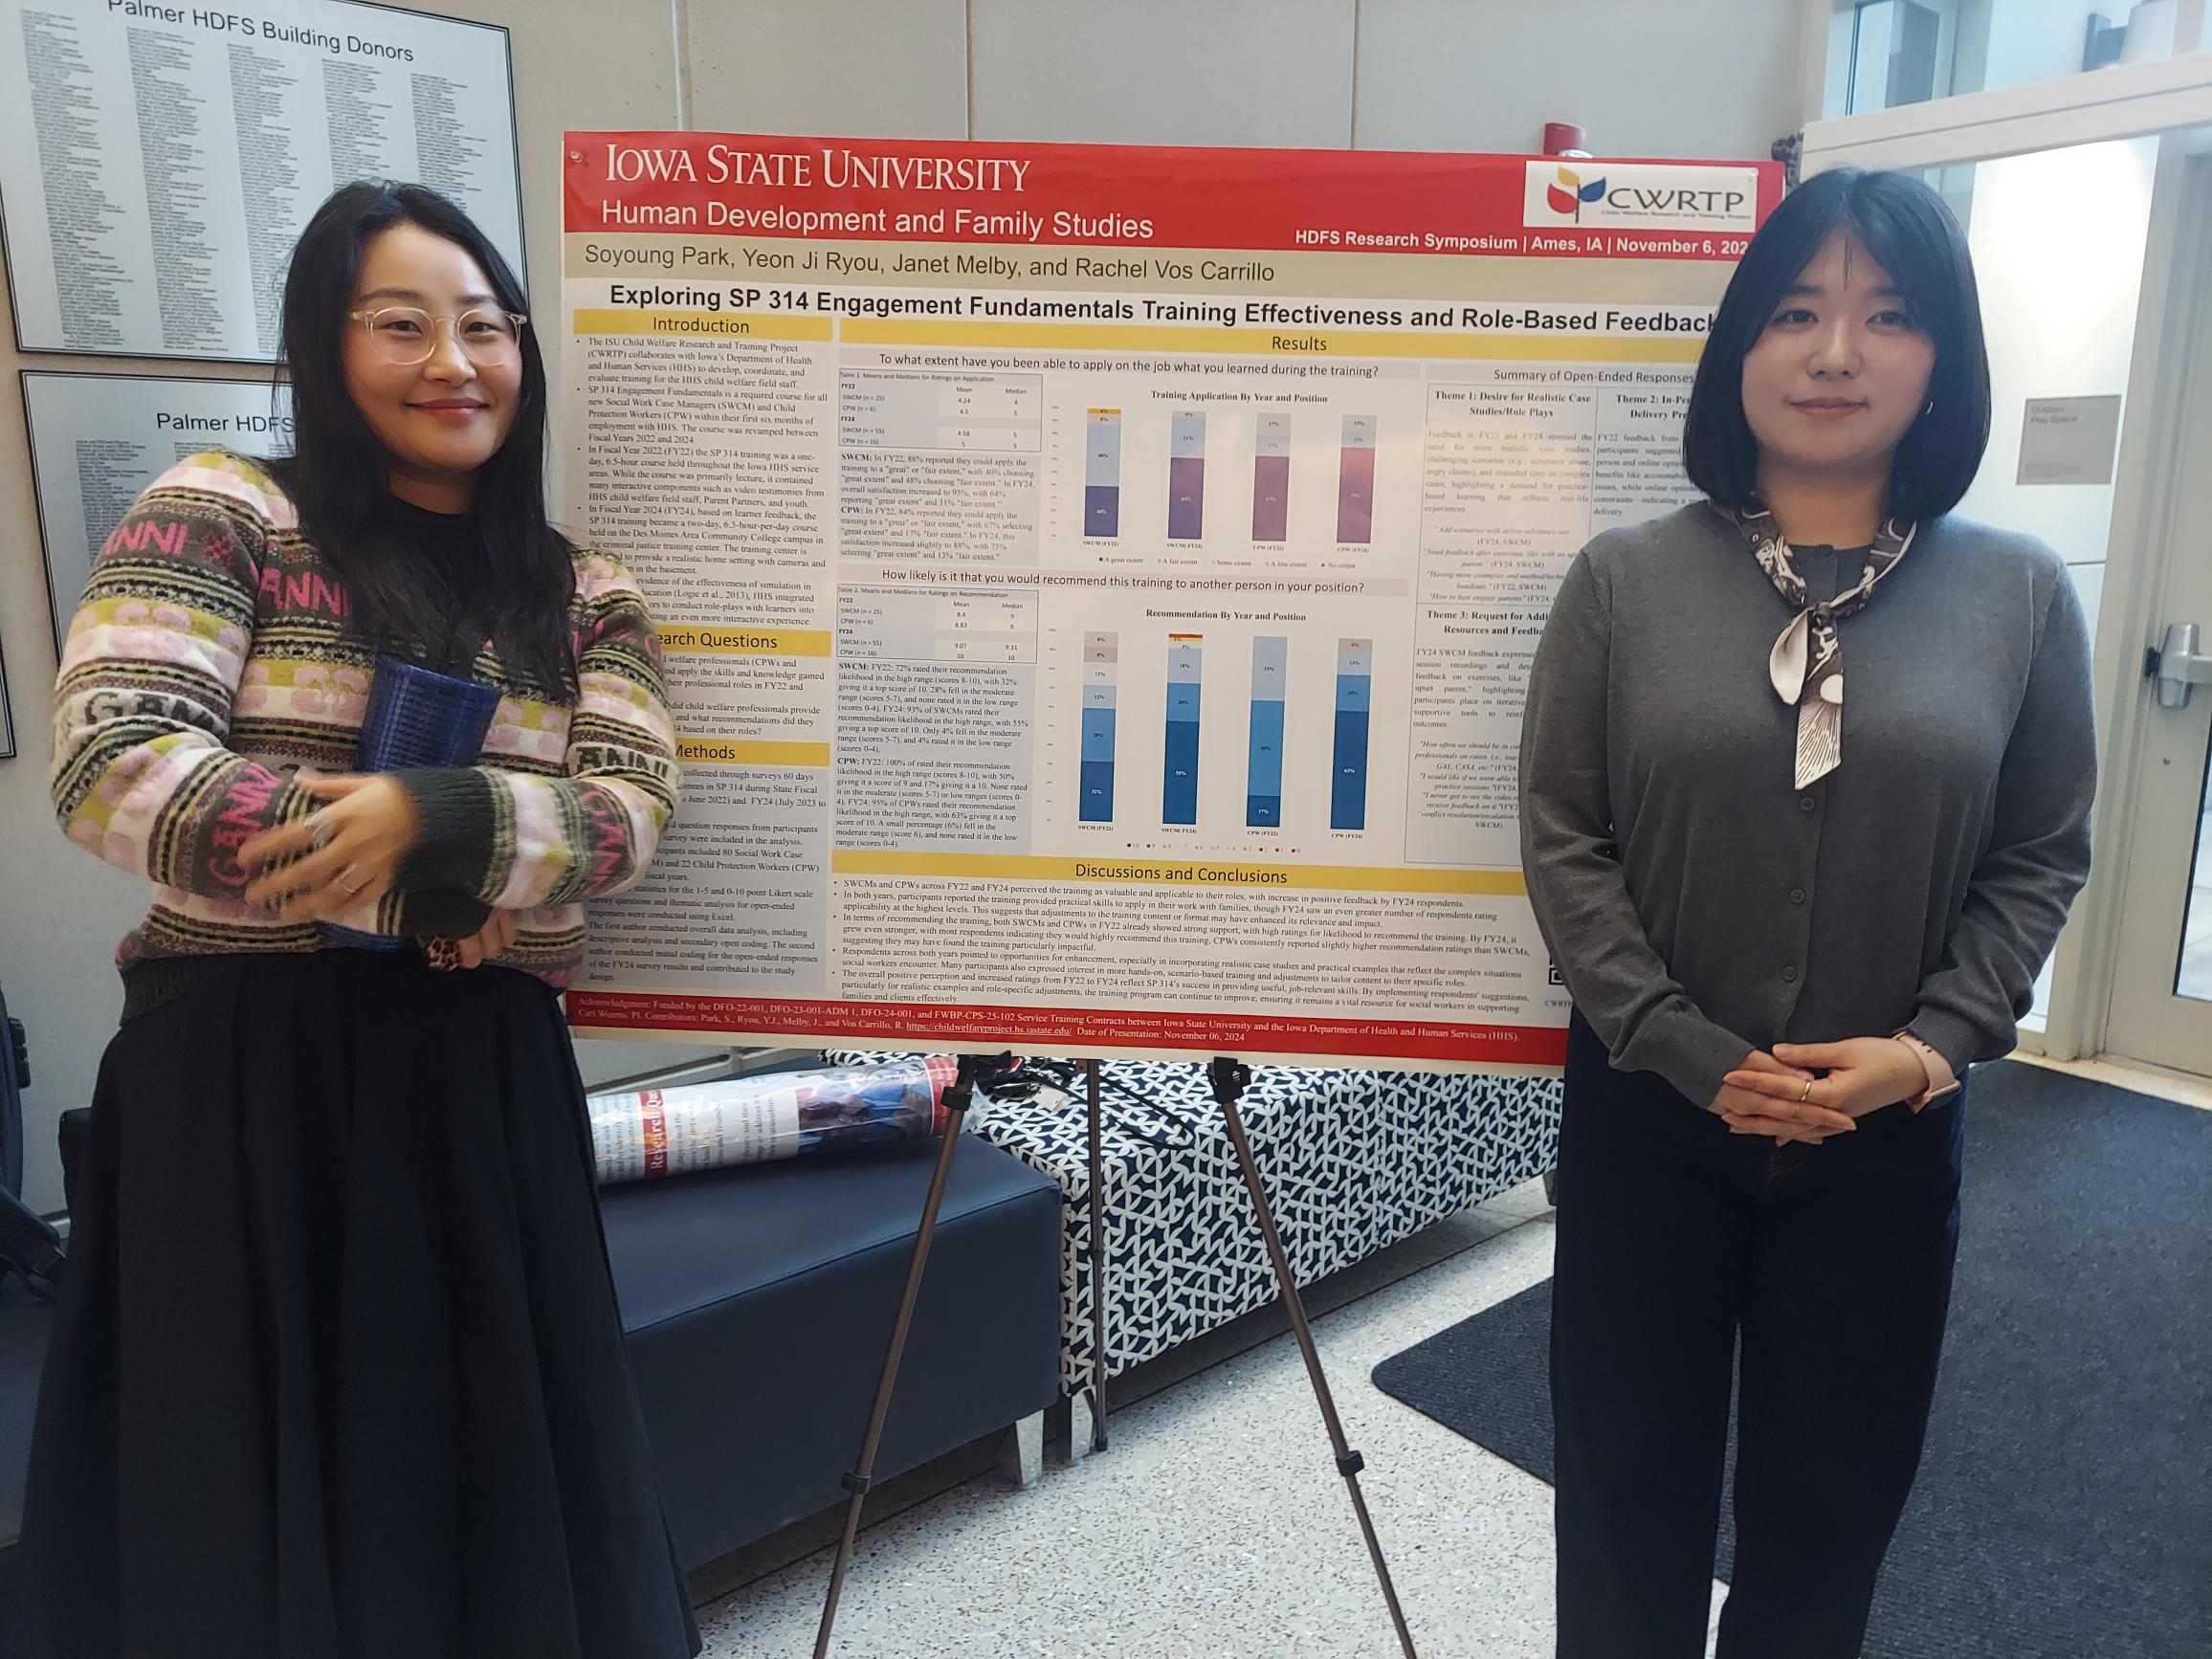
588;1054;960;1183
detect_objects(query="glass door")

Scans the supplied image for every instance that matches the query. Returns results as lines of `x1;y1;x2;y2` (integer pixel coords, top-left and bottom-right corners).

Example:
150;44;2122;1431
1798;51;2212;1067
2103;144;2212;1075
1918;135;2164;1042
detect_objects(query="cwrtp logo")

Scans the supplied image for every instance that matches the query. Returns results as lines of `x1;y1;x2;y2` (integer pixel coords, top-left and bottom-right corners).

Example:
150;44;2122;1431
1523;161;1759;233
1547;167;1606;222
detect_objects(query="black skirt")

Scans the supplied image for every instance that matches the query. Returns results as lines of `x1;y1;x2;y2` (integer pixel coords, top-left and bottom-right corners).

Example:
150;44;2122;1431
11;951;701;1659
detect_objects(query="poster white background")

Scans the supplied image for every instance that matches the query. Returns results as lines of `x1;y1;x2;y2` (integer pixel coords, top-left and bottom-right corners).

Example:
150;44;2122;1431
556;133;1773;1067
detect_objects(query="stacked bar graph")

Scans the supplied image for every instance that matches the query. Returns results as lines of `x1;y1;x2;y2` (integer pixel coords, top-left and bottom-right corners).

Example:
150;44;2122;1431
1330;637;1372;830
1081;631;1117;822
1168;412;1206;540
1252;413;1291;542
1247;636;1288;827
1337;415;1376;544
1164;634;1203;825
1085;409;1121;537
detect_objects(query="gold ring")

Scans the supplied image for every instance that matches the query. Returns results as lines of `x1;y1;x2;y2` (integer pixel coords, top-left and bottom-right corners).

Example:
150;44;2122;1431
1801;1078;1814;1102
338;866;369;896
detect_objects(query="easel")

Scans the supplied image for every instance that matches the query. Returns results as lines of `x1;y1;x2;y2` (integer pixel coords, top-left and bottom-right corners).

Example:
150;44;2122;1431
812;1050;1420;1658
810;1051;1010;1657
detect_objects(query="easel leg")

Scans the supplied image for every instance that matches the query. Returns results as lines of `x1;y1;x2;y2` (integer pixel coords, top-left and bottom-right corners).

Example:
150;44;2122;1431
813;1053;1006;1659
1208;1056;1420;1659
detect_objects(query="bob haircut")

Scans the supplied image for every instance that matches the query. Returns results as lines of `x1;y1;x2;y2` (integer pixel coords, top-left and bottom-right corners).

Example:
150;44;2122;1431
1682;166;1992;522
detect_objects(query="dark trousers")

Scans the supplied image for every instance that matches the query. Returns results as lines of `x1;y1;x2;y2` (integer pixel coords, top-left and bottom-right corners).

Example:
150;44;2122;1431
1552;1013;1965;1659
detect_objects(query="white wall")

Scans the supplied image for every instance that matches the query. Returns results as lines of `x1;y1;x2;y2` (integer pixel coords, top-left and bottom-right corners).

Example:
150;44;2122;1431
1355;0;1806;159
0;0;1811;1213
968;0;1359;147
684;0;969;140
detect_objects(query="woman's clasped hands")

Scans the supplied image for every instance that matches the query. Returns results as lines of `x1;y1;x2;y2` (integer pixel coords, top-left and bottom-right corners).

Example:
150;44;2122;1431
1714;1038;1934;1145
238;772;518;970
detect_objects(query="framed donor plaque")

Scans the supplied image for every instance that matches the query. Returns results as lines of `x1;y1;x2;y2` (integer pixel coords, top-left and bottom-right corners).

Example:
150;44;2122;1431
23;370;296;652
0;0;522;361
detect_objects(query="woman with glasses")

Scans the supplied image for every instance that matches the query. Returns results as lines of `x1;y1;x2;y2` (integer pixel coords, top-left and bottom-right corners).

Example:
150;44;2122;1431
15;182;699;1657
1520;168;2095;1656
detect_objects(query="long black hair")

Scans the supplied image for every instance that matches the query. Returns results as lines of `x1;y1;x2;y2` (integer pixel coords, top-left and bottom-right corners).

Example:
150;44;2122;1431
269;181;577;695
1682;166;1992;522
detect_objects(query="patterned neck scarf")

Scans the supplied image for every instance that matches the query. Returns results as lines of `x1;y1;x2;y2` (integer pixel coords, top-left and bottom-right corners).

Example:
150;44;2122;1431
1723;503;1918;789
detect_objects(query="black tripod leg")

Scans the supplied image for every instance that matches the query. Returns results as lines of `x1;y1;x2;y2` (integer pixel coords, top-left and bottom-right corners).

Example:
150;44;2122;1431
1208;1057;1420;1659
1085;1056;1109;1453
812;1076;979;1659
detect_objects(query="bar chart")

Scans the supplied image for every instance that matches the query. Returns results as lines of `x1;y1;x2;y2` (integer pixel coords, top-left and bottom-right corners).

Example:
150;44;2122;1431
1164;634;1204;825
1251;413;1291;542
1168;412;1206;541
1338;416;1376;544
1085;409;1120;538
1080;631;1117;823
1331;637;1372;830
1247;636;1288;826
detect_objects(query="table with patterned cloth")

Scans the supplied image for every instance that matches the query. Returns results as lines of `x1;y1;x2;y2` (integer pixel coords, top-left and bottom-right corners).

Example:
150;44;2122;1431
827;1054;1562;1397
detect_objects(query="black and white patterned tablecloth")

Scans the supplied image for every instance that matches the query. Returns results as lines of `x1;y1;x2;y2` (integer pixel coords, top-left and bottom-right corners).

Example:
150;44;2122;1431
830;1054;1562;1394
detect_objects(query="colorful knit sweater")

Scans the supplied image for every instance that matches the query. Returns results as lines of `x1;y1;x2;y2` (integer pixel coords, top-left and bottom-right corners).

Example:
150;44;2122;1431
51;451;680;1011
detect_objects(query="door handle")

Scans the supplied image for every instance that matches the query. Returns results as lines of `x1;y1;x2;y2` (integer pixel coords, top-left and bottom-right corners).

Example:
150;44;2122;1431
2150;621;2212;709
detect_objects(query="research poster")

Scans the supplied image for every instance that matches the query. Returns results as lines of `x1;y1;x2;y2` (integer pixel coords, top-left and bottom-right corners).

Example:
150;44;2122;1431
0;0;520;361
560;134;1781;1069
23;370;295;651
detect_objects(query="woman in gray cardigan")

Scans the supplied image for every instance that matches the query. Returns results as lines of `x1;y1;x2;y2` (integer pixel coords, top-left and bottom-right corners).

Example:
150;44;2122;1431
1520;167;2095;1659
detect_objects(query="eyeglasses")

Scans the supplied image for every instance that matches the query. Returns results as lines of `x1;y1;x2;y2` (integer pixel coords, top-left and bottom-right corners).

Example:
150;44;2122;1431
348;305;529;366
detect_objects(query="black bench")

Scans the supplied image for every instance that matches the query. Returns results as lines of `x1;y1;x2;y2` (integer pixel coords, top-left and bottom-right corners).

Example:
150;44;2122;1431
0;1132;1061;1586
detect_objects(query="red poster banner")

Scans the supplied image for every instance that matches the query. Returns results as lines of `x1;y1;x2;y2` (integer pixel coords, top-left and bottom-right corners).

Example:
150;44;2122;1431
565;131;1783;260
